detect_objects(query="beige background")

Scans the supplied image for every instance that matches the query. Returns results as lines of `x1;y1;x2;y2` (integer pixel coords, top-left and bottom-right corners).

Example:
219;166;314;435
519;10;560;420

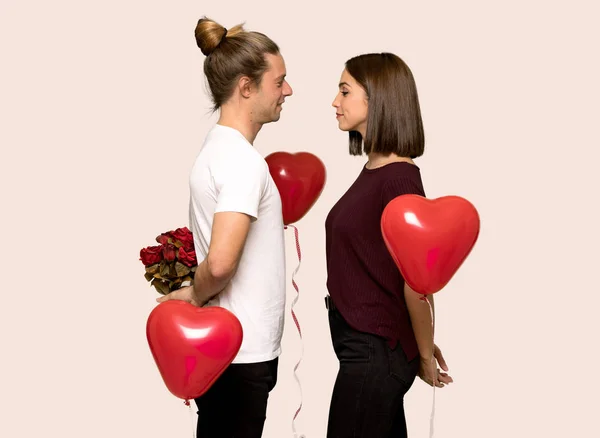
1;0;599;437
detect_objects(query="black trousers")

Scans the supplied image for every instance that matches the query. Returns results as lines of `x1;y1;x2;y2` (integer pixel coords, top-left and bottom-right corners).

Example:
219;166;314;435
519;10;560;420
326;296;420;438
194;357;278;438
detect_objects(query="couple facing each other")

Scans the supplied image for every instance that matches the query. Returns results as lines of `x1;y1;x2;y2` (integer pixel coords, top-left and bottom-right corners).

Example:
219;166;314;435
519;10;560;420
157;15;454;438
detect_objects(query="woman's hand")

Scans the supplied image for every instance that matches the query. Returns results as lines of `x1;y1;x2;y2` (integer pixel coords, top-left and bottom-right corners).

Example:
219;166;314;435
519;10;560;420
418;344;453;388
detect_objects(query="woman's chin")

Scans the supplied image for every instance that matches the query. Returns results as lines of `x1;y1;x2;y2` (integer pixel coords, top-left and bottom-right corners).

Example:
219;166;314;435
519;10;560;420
337;121;350;132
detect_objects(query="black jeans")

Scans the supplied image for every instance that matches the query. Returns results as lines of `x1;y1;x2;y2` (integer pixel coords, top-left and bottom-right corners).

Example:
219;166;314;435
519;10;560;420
326;297;420;438
194;357;279;438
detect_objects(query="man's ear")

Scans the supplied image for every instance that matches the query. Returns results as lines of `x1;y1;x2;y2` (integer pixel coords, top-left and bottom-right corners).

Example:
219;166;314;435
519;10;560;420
238;76;254;99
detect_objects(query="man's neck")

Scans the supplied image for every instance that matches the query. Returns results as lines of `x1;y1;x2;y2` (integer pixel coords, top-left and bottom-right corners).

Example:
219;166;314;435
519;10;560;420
217;104;263;145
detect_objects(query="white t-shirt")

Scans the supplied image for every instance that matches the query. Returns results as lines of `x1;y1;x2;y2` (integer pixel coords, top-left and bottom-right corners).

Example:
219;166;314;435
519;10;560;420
188;124;286;364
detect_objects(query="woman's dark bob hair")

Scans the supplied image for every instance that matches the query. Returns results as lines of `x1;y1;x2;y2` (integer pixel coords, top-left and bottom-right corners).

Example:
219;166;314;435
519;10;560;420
345;52;425;159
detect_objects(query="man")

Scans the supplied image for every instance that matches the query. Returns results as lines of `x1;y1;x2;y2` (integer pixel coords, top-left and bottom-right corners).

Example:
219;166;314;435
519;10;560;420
157;16;293;437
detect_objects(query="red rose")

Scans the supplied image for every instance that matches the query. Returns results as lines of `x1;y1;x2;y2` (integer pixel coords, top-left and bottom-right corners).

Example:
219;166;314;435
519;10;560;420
163;244;177;262
140;245;163;266
178;247;197;267
168;227;194;249
156;234;169;245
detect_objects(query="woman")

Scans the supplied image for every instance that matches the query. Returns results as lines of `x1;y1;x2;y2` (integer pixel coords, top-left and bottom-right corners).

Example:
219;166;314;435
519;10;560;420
325;52;453;437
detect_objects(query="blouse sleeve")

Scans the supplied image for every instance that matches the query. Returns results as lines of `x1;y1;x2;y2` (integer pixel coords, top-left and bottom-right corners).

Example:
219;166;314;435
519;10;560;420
381;176;426;207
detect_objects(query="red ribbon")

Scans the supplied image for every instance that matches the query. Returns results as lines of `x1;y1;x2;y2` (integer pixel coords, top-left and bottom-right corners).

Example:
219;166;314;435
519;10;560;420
285;224;305;438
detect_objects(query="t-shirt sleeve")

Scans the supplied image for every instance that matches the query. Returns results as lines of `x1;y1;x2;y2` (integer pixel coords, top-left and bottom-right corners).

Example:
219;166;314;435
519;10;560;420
214;154;267;221
381;176;426;207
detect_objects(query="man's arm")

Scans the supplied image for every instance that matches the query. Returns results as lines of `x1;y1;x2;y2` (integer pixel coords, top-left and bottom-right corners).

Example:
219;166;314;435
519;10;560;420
157;150;266;306
191;211;251;304
156;211;251;306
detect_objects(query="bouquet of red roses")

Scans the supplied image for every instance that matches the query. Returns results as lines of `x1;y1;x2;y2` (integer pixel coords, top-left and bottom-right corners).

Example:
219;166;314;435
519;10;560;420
140;227;198;295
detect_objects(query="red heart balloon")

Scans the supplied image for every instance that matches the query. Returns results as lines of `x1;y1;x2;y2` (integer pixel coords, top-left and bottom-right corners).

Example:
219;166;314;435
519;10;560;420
146;301;243;401
265;151;326;225
381;195;480;295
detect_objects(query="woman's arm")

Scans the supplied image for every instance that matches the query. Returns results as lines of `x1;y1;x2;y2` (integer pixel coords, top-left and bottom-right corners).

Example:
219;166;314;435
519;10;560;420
404;282;435;359
404;283;453;387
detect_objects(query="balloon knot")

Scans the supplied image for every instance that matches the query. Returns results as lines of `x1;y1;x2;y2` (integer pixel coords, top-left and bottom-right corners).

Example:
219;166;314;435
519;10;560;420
184;399;190;406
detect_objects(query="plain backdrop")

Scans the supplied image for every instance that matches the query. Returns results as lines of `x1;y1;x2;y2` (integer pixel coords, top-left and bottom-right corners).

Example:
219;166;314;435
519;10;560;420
1;0;599;437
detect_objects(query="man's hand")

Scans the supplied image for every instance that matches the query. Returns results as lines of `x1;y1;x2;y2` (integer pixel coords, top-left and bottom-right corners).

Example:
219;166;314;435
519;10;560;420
156;286;203;307
418;344;454;387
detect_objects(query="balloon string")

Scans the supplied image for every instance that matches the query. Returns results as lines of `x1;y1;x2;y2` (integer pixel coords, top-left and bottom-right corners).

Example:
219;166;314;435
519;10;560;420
184;400;196;438
285;224;305;438
422;295;436;438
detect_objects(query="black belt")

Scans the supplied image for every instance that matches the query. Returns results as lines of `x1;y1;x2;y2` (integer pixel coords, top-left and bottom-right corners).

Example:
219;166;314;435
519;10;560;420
324;295;337;311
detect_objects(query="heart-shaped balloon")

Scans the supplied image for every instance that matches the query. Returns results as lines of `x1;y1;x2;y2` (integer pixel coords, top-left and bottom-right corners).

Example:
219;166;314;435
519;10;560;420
146;301;243;401
381;194;480;295
265;151;326;225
